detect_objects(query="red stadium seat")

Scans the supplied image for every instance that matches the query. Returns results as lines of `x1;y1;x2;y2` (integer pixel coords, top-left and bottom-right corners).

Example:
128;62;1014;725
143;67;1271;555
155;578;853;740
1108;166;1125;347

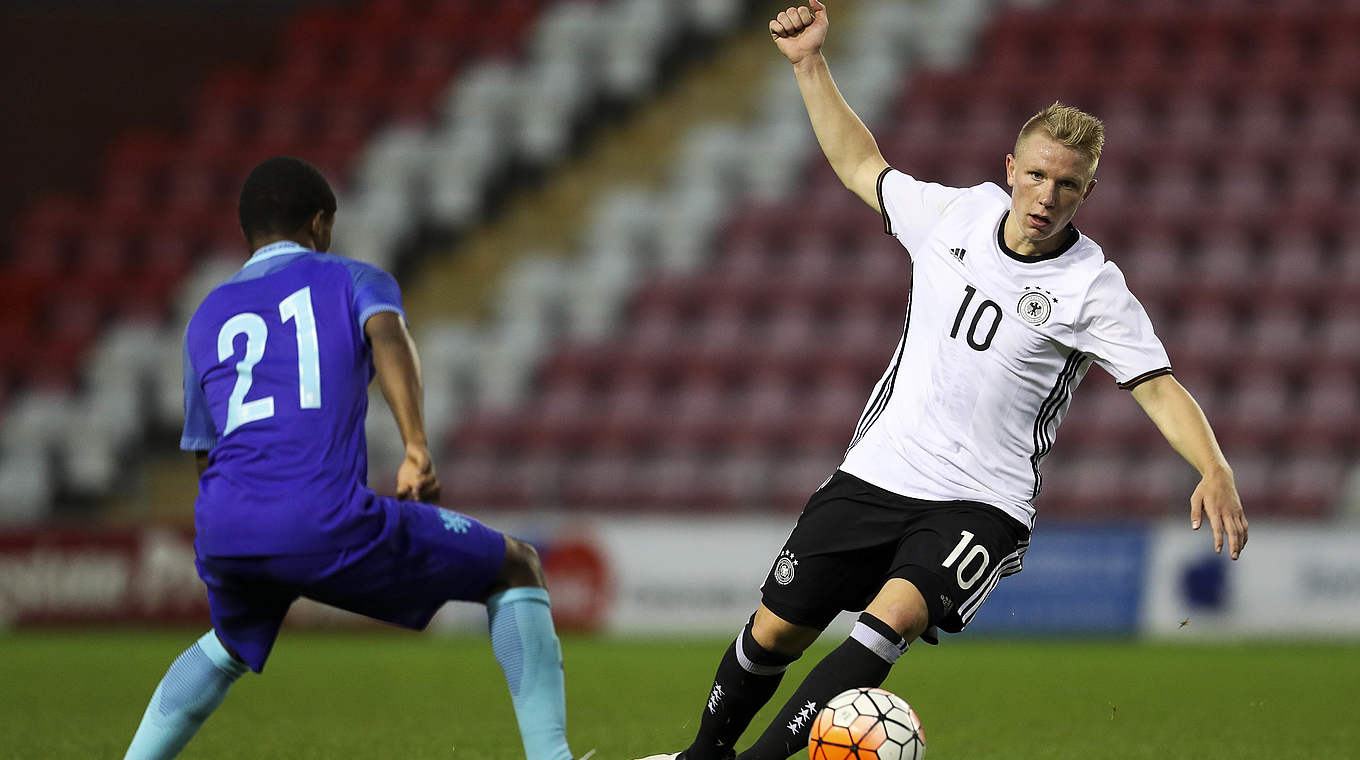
595;375;662;449
1066;381;1160;450
1181;233;1257;308
1241;306;1312;375
1043;453;1134;518
799;370;867;446
1163;307;1243;377
1217;373;1291;451
1271;454;1347;517
1125;455;1195;517
1301;93;1355;156
763;446;842;512
665;374;730;449
1259;234;1331;307
25;302;102;390
558;449;645;511
1289;372;1360;453
440;450;538;510
104;130;177;180
724;373;799;447
1316;309;1360;374
1326;244;1360;305
0;310;34;384
636;448;715;511
281;6;353;50
822;301;898;376
1221;452;1274;508
708;446;775;509
756;307;821;374
1286;156;1346;213
1118;236;1184;309
529;382;599;452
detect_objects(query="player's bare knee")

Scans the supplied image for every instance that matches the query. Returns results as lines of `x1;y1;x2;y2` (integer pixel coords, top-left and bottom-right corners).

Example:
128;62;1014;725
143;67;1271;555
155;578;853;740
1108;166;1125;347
500;536;547;589
751;605;821;656
866;579;931;641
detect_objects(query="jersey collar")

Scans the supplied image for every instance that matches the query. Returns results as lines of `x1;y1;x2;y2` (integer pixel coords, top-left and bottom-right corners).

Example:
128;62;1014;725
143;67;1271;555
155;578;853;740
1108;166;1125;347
995;211;1079;264
244;241;311;269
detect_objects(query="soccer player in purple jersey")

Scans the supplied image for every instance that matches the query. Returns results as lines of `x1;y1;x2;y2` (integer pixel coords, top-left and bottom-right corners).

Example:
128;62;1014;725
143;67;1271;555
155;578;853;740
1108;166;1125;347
124;157;580;760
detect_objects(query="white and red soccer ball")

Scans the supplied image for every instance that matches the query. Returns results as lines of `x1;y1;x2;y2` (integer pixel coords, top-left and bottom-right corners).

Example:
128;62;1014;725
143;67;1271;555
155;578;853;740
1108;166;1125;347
808;687;926;760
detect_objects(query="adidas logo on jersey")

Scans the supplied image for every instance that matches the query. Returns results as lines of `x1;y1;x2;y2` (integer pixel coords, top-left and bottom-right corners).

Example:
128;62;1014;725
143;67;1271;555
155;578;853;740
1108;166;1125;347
949;247;967;262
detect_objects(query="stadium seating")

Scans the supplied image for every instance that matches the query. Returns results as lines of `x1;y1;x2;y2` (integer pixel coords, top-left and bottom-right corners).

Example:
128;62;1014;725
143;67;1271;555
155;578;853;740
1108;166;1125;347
2;0;1355;521
428;0;1359;517
0;0;750;516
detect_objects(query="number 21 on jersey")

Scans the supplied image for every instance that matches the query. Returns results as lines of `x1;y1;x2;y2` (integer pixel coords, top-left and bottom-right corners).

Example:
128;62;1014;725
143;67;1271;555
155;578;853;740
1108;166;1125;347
217;286;321;435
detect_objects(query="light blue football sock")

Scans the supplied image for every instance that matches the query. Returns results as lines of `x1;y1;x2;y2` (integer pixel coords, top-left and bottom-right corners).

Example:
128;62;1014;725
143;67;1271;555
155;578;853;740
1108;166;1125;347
487;587;573;760
125;630;248;760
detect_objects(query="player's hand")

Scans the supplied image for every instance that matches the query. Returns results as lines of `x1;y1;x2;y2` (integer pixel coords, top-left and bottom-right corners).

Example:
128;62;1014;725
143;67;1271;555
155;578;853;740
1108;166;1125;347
397;445;441;503
770;1;828;66
1190;467;1248;560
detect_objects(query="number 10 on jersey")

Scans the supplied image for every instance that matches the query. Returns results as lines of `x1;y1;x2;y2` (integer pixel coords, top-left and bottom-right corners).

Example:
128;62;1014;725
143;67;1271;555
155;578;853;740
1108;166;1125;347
950;285;1001;351
217;287;321;435
942;530;991;590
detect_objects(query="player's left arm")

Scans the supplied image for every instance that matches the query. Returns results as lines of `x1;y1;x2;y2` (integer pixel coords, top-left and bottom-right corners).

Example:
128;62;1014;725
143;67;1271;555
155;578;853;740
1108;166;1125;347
181;333;218;483
366;311;441;503
1131;374;1248;559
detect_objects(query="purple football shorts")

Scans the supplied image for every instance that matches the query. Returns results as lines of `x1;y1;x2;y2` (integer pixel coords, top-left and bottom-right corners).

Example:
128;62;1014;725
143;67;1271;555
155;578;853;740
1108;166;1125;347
196;498;507;672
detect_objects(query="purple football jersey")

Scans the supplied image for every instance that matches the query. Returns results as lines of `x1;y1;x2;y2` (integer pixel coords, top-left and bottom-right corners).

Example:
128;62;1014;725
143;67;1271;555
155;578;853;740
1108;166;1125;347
181;242;404;556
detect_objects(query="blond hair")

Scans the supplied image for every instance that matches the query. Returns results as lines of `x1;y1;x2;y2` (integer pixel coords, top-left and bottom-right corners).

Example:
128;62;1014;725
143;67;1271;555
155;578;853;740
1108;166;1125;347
1016;101;1104;175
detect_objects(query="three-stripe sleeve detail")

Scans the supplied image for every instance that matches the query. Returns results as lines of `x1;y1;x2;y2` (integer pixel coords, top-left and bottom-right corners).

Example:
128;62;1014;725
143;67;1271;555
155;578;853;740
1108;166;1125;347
1029;350;1088;500
847;293;912;453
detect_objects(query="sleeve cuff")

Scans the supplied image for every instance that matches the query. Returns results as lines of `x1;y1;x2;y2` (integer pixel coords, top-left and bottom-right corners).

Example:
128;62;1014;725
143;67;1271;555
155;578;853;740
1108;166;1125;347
180;436;216;451
1117;366;1173;391
359;304;405;327
876;166;895;236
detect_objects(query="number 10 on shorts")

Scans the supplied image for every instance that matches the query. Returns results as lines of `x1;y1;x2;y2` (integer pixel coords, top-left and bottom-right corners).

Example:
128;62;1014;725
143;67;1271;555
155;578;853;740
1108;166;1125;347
941;530;991;590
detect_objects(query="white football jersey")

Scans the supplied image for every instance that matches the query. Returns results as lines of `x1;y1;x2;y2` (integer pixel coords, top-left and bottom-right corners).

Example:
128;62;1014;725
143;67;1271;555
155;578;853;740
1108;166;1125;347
839;168;1171;528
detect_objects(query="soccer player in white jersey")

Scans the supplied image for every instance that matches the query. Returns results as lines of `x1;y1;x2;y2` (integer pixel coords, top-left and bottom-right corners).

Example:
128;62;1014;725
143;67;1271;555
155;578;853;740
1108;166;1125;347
640;3;1249;760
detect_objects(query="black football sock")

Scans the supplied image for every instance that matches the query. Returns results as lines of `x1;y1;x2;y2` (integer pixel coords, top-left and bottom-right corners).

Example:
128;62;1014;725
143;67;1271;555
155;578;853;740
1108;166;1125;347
736;613;908;760
684;618;799;760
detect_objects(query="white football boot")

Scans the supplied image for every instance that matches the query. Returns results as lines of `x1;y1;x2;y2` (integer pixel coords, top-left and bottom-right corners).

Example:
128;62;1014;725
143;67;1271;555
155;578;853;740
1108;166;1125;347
633;754;680;760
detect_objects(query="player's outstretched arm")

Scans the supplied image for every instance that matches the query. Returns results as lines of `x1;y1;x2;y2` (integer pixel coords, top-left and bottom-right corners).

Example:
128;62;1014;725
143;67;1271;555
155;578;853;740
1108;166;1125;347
1131;375;1248;559
771;1;888;211
367;311;441;503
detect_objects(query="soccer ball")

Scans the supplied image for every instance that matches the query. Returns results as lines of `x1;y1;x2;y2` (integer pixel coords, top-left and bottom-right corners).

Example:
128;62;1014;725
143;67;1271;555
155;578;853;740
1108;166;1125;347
808;687;925;760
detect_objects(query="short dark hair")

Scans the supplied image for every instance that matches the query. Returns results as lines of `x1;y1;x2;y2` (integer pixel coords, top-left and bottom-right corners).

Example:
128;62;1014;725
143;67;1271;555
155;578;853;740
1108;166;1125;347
1016;102;1104;176
238;156;337;241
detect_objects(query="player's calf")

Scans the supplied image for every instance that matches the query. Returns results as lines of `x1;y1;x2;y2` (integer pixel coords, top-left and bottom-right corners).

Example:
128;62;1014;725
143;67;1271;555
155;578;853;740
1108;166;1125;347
484;536;574;760
738;612;910;760
681;611;808;760
124;631;249;760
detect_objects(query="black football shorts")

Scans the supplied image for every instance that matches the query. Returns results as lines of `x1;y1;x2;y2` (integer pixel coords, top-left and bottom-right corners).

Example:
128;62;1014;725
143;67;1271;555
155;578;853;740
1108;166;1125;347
760;470;1030;634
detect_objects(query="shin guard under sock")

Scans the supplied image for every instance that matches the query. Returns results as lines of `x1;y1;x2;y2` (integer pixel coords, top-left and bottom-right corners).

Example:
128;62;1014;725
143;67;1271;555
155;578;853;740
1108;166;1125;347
737;613;908;760
124;631;248;760
487;587;573;760
685;619;798;760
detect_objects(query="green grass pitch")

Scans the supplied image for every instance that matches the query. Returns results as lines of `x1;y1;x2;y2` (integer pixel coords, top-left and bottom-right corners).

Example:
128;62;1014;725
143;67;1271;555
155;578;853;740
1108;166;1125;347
5;630;1357;759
